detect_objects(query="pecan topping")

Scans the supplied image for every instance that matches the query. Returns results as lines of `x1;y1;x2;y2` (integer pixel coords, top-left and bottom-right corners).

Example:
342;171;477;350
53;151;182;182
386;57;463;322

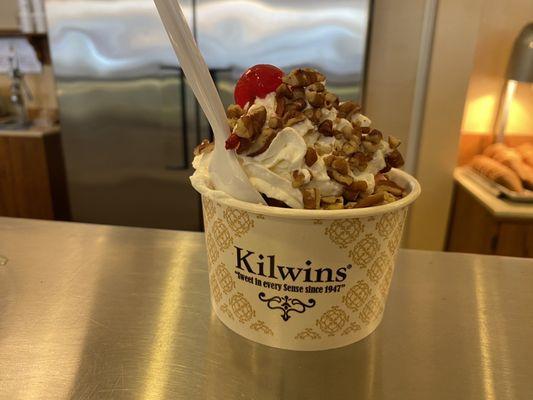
332;158;349;175
305;147;318;166
275;83;293;99
386;149;405;168
226;104;244;119
328;169;353;186
246;128;278;157
282;68;326;87
303;108;322;124
353;192;385;208
268;116;282;129
292;170;306;188
318;119;333;136
337;101;361;119
324;92;339;109
302;187;320;209
275;97;285;116
306;90;325;107
367;129;383;144
193;139;214;156
388;135;401;149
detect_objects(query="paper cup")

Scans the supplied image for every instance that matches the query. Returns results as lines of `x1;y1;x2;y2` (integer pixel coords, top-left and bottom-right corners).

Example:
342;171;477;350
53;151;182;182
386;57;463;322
195;169;420;351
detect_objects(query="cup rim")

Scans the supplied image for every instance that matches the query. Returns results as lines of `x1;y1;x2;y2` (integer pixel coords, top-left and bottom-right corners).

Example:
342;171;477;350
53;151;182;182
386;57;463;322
197;168;421;220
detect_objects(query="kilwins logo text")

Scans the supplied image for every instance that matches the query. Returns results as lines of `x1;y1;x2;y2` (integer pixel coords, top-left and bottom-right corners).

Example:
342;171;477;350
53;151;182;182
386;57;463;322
235;246;350;283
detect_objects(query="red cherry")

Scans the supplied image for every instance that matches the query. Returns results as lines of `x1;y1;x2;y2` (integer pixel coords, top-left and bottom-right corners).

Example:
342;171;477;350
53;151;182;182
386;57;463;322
225;133;240;150
234;64;284;108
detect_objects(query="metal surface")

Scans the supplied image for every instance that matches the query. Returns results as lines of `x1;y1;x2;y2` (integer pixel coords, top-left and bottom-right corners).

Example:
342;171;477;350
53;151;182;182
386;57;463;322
2;217;532;399
44;0;370;231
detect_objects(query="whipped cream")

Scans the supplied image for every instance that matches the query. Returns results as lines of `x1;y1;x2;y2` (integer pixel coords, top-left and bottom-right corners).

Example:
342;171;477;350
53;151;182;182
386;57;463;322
192;69;403;209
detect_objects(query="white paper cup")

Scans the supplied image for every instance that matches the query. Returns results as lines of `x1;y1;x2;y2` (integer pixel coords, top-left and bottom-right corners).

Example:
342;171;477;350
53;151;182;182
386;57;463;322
195;169;420;351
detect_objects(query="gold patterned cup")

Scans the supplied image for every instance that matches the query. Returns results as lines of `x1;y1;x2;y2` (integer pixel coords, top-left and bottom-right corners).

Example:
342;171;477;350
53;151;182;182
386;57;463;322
194;169;420;351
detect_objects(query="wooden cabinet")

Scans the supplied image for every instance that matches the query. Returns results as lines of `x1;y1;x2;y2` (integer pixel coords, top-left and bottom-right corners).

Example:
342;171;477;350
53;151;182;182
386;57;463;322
0;0;19;32
446;170;533;258
0;127;70;220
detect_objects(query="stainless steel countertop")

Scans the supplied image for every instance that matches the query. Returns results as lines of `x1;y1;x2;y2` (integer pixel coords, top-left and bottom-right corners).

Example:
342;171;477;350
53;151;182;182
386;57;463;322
1;217;532;400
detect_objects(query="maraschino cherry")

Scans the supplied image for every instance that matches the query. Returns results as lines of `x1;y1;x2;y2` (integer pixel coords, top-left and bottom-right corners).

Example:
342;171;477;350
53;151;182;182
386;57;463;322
226;64;284;150
234;64;284;108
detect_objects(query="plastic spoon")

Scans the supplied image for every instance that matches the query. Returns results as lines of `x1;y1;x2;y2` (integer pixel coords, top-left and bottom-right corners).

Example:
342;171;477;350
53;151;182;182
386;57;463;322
154;0;266;205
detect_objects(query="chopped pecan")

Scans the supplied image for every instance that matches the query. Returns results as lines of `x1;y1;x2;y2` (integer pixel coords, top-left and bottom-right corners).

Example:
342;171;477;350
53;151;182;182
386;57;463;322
318;119;333;136
385;149;405;168
367;129;383;144
362;140;379;153
354;192;385;208
302;187;320;209
303;107;322;123
234;116;254;138
321;195;342;204
283;68;325;87
376;181;404;197
292;87;306;99
275;97;286;116
228;118;238;130
292;170;306;188
275;83;293;99
328;169;353;186
342;142;357;156
388;135;401;149
305;147;318;166
306;91;325;107
348;180;368;192
194;139;214;156
287;98;307;112
323;154;335;167
332;158;349;175
284;110;306;126
307;82;325;92
246;128;278;157
337;101;361;119
342;189;359;202
361;126;371;134
349;152;369;171
268;116;282;129
226;104;244;119
323;202;344;210
324;92;339;109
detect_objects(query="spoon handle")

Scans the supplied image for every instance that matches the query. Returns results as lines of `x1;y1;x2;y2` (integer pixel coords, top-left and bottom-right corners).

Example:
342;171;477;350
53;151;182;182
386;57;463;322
154;0;227;148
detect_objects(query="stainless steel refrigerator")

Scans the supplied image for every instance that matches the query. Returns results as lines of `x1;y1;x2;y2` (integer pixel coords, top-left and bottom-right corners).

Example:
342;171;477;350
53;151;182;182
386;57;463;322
44;0;371;231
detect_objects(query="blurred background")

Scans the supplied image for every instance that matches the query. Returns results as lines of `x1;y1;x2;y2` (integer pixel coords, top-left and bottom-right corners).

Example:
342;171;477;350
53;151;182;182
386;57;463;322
0;0;532;257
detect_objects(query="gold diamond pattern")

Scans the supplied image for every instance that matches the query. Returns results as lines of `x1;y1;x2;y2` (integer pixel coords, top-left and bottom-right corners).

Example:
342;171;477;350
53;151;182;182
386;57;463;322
379;263;394;299
367;252;389;284
212;219;233;251
295;328;322;340
224;208;254;237
359;295;383;325
229;292;255;324
343;280;371;312
316;306;349;336
341;322;361;336
202;197;216;227
376;212;398;238
220;303;234;320
250;320;274;336
325;219;364;249
206;232;219;265
349;234;379;269
387;222;404;255
215;263;235;294
209;272;222;304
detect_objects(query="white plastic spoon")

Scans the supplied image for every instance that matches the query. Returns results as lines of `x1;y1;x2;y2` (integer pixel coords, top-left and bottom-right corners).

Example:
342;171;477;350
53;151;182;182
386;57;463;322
154;0;266;205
